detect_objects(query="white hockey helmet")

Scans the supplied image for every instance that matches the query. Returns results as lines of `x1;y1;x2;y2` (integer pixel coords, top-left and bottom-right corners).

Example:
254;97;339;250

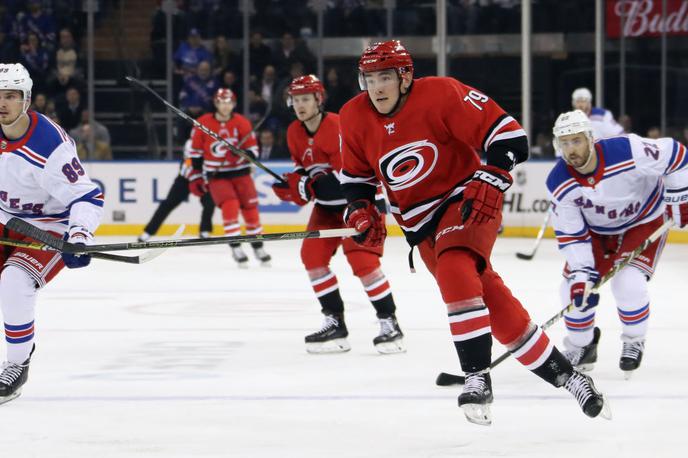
553;110;594;165
0;63;33;114
571;87;592;103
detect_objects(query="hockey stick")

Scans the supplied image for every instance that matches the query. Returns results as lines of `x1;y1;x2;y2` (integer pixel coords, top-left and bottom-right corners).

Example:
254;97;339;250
516;210;552;260
125;76;285;183
0;225;186;264
436;217;674;386
5;217;357;254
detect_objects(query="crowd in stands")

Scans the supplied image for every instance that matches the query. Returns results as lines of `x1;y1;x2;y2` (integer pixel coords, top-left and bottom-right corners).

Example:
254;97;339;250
0;0;112;159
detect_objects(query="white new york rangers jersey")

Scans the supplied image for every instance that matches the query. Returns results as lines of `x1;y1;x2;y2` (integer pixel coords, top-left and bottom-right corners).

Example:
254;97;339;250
589;107;624;140
547;133;688;270
0;111;104;234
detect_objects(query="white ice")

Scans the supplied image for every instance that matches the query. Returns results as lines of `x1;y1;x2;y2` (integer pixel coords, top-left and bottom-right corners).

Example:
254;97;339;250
2;235;686;458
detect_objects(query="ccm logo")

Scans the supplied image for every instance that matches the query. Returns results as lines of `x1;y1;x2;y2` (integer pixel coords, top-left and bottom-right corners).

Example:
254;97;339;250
475;170;510;191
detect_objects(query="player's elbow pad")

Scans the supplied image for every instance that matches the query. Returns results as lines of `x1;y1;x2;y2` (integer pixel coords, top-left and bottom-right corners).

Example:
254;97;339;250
311;173;344;202
486;136;529;171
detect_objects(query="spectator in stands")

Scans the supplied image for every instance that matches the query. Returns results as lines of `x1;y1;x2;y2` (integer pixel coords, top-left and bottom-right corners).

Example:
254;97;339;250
248;31;273;79
54;28;81;84
20;31;50;91
30;92;48;114
150;0;191;76
213;34;238;76
257;64;278;108
70;111;113;161
619;114;633;133
273;32;315;78
323;67;353;113
258;128;288;161
56;86;84;131
646;126;661;139
179;60;218;117
247;89;268;125
18;0;57;51
220;69;241;103
173;27;212;78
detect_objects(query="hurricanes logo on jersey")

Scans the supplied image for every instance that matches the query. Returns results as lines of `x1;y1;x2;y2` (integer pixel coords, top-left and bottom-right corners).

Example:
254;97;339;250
379;140;438;191
210;141;231;158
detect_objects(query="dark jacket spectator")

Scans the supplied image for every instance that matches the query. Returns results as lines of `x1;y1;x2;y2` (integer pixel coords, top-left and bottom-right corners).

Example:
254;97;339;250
273;32;315;78
324;67;354;113
213;35;239;75
248;31;273;79
56;86;84;131
258;128;288;161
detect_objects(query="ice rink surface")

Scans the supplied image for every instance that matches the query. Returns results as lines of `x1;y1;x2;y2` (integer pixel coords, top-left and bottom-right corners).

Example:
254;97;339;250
1;235;686;458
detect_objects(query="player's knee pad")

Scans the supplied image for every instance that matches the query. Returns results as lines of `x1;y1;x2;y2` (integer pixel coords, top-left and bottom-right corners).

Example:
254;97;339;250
611;267;649;308
435;248;483;306
301;238;337;271
0;266;38;318
220;199;240;219
345;250;381;278
241;205;260;225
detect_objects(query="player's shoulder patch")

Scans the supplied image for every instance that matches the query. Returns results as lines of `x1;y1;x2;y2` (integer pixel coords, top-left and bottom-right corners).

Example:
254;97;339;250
546;159;578;200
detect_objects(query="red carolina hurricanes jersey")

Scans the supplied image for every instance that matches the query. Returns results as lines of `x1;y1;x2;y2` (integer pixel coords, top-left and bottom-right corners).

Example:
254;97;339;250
286;112;347;208
189;112;258;175
339;76;526;243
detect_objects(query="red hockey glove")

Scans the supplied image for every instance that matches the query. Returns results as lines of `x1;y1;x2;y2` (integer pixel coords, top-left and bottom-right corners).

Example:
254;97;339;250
460;165;513;226
271;172;313;206
666;200;688;228
188;170;208;197
569;267;601;312
344;200;386;247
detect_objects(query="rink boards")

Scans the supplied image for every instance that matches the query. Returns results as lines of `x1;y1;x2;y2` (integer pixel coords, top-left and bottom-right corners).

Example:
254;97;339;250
83;160;688;242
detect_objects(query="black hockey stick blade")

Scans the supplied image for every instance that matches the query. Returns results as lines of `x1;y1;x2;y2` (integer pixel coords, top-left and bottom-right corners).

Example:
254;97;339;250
515;251;535;260
436;372;466;386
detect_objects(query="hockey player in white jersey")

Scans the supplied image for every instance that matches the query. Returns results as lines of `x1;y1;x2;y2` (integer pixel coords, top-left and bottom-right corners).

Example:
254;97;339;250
547;110;688;378
572;87;624;140
0;63;103;404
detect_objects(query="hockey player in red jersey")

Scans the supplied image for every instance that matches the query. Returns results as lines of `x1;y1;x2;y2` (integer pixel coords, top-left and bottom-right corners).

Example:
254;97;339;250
339;40;611;425
188;88;271;267
271;75;404;354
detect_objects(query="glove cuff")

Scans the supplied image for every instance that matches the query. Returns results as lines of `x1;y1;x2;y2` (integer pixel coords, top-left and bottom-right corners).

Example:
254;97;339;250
473;165;513;192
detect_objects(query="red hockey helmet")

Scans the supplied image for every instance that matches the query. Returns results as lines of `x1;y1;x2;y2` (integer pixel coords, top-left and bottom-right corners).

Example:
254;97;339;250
358;40;413;89
287;74;325;106
214;88;236;103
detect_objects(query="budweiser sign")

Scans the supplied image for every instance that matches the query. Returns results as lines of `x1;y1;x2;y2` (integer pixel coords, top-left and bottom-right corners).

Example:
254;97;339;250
607;0;688;37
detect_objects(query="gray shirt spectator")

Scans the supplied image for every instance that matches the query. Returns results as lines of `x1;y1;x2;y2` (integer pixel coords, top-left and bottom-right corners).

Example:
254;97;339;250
70;111;112;160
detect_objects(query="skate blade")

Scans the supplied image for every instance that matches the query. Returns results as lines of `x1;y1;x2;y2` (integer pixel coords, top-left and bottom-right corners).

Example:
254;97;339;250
622;370;635;380
236;261;249;269
0;389;22;406
306;338;351;354
374;339;406;355
599;396;612;420
461;403;492;426
259;260;272;268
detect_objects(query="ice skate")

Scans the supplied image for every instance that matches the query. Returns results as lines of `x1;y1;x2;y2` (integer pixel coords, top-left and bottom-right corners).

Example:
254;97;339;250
458;371;493;426
253;246;272;267
305;314;350;354
200;231;211;239
0;347;34;406
563;327;601;371
229;244;249;268
620;339;645;380
563;370;611;420
137;232;151;243
373;315;405;354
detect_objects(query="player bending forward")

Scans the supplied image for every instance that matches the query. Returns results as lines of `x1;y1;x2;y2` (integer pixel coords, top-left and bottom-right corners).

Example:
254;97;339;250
272;75;404;354
547;110;688;379
0;63;103;404
188;88;271;268
339;40;611;425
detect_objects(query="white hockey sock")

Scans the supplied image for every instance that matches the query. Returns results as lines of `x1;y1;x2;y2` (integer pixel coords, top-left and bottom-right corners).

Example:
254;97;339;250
0;266;38;363
611;267;650;340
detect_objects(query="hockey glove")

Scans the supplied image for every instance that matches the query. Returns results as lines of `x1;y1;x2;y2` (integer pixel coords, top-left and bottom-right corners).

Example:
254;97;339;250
666;200;688;228
271;172;314;206
61;226;94;269
460;165;513;226
188;170;208;197
569;267;601;312
344;199;386;247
